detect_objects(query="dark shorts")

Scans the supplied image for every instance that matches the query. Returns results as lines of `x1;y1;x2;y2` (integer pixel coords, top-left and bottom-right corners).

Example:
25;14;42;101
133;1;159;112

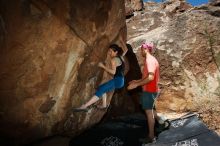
95;76;124;98
140;91;158;110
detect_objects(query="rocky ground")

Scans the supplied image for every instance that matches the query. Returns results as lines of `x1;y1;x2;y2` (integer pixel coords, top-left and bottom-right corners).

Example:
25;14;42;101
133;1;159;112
198;109;220;135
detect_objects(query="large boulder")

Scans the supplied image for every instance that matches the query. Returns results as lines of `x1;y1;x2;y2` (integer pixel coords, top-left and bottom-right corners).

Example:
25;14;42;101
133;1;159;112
126;0;143;11
125;0;144;17
0;0;126;144
162;0;192;13
125;0;220;114
209;0;220;6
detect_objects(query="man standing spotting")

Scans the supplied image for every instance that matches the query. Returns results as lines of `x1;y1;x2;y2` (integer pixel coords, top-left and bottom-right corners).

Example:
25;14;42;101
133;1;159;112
127;43;159;143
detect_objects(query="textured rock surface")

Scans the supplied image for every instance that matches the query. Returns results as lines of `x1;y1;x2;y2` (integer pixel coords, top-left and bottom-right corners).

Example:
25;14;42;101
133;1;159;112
0;0;126;144
126;0;220;112
162;0;192;13
125;0;144;17
124;0;220;120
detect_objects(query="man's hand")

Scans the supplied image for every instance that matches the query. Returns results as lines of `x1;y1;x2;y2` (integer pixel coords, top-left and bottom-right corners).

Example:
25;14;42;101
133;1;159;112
128;80;139;84
127;83;138;90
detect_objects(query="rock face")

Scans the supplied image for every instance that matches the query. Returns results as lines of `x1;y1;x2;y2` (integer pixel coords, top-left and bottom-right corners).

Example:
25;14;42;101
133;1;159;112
126;0;220;113
0;0;126;144
125;0;144;17
162;0;192;13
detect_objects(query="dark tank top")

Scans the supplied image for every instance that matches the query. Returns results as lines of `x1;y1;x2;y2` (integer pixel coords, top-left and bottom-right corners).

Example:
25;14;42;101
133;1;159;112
114;57;125;77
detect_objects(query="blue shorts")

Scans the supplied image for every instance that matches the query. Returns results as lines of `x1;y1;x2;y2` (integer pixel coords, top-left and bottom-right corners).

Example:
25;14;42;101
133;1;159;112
95;76;124;98
140;91;158;110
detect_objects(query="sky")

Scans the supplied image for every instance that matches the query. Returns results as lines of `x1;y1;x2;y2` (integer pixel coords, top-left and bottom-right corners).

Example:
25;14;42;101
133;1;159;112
144;0;209;6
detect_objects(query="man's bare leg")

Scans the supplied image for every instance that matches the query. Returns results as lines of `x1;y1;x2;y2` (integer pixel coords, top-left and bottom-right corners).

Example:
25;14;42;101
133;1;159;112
145;110;155;140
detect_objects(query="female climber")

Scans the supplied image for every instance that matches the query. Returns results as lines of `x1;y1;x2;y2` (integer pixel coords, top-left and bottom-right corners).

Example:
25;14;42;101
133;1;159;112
73;43;127;112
